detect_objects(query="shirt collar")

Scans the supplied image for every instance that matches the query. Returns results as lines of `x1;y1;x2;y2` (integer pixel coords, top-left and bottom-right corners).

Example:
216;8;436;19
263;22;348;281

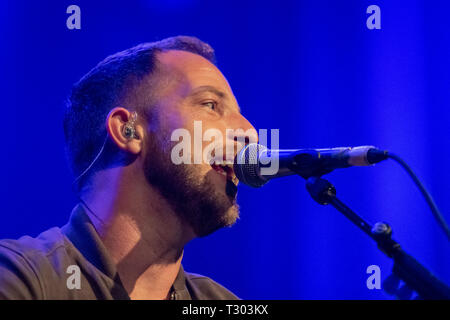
61;203;191;300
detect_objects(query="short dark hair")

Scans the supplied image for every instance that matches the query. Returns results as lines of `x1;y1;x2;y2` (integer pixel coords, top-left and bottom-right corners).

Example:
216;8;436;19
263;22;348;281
63;36;216;192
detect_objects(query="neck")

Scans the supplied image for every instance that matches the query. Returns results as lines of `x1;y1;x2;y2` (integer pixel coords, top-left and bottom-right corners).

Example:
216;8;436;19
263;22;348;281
80;167;195;299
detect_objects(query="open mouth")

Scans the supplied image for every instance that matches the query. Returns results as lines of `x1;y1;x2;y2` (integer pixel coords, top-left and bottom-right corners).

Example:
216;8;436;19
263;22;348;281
210;162;239;186
211;161;239;200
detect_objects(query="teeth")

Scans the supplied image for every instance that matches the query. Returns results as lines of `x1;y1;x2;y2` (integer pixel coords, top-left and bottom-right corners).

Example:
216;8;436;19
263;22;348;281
210;157;234;166
217;167;227;176
211;162;239;185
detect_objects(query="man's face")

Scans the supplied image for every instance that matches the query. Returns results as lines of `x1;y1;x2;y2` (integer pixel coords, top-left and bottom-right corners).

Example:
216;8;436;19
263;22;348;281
141;50;257;237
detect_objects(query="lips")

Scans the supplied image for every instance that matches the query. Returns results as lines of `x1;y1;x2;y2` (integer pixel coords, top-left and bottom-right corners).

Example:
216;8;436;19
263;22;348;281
210;162;239;186
210;160;239;200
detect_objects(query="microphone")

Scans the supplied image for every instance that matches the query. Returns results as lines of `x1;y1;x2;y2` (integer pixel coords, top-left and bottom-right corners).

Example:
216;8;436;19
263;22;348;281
233;143;388;187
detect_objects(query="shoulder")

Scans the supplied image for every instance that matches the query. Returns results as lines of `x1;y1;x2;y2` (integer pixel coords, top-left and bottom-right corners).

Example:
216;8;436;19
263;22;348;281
184;271;240;300
0;227;71;299
0;227;67;258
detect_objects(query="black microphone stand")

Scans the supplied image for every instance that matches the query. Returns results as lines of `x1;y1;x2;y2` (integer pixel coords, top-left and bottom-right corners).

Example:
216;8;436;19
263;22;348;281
303;176;450;300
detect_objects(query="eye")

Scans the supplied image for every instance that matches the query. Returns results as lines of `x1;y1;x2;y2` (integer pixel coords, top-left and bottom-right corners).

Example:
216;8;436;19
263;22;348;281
201;101;217;111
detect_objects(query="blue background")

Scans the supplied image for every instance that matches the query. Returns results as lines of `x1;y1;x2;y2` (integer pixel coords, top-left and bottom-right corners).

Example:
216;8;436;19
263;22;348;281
1;0;449;299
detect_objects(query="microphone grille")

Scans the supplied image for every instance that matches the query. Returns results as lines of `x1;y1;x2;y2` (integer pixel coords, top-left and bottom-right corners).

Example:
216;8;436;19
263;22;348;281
234;143;268;188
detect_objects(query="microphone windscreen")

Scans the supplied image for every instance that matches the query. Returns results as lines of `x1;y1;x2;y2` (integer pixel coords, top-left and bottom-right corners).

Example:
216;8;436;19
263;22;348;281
234;143;268;188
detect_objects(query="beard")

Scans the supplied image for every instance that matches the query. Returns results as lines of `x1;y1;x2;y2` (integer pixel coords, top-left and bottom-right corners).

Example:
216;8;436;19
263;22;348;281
142;131;239;237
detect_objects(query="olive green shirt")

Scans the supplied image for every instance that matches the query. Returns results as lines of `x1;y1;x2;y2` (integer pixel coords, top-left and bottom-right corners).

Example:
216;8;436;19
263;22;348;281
0;204;238;300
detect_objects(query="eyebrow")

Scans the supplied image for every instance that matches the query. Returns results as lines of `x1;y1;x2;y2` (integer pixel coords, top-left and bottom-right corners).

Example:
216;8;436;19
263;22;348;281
188;85;226;99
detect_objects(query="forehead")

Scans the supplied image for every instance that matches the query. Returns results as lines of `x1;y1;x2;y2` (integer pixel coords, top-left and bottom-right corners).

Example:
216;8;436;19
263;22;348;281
155;50;232;94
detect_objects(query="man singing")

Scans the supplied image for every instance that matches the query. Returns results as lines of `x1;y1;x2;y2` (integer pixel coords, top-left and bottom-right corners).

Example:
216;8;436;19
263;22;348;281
0;36;257;299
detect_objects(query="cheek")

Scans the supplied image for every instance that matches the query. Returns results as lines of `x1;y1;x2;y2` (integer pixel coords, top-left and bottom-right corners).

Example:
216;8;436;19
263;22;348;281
166;113;188;132
149;103;186;136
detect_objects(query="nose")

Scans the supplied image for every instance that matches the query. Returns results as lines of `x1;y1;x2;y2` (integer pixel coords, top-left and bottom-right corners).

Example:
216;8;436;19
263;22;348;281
226;114;258;152
231;128;258;145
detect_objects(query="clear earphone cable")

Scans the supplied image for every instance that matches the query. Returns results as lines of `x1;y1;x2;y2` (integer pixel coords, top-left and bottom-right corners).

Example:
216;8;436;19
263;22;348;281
72;134;109;189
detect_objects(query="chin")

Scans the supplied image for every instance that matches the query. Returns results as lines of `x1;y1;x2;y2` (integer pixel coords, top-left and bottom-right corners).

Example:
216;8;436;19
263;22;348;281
194;201;240;238
222;203;240;226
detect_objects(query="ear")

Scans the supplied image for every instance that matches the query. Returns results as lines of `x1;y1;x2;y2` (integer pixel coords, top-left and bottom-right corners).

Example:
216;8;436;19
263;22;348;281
105;107;143;155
